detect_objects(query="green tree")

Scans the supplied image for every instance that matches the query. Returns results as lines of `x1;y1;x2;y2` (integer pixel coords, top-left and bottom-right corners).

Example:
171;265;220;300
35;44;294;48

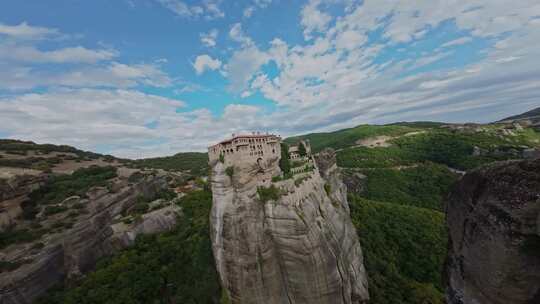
298;142;307;157
279;143;290;175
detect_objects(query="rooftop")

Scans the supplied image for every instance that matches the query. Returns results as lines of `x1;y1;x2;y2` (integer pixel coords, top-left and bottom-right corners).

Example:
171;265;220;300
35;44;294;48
214;133;280;146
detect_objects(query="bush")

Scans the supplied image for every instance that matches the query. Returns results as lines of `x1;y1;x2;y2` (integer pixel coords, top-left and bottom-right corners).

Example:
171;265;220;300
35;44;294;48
44;205;68;216
31;242;45;250
0;228;45;249
0;259;32;273
324;183;331;195
133;202;149;214
257;185;281;203
225;166;234;178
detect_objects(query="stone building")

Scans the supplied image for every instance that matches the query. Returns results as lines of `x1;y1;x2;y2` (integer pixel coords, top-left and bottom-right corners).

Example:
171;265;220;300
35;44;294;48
288;139;311;160
208;132;282;167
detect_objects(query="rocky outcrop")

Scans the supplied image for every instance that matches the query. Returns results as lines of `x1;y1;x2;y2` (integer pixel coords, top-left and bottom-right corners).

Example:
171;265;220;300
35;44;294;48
341;169;367;196
209;148;369;304
0;174;49;230
0;172;180;304
445;159;540;304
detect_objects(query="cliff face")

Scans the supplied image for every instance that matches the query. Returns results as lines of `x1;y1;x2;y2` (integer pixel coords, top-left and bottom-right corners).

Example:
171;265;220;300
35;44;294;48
445;159;540;304
0;172;181;304
209;148;369;304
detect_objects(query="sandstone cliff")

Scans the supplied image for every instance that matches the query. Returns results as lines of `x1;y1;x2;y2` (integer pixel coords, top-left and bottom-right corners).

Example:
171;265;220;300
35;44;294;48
0;171;181;304
445;159;540;304
209;148;369;304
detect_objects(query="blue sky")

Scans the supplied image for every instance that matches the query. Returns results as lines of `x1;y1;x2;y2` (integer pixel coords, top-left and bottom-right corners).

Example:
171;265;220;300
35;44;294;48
0;0;539;158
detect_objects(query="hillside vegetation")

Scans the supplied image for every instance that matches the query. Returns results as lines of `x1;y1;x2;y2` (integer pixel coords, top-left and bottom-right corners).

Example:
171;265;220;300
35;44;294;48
38;190;221;304
350;197;446;304
132;152;209;176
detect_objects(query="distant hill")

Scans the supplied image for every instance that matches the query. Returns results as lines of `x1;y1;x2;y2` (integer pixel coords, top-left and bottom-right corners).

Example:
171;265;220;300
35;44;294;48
0;139;208;176
132;152;209;176
499;106;540;124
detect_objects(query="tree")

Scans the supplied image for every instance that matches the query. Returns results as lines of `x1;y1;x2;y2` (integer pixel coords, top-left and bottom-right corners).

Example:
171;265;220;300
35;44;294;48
298;142;307;157
279;143;290;175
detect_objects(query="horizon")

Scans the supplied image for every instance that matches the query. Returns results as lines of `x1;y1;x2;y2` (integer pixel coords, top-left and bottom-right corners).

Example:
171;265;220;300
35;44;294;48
1;0;539;158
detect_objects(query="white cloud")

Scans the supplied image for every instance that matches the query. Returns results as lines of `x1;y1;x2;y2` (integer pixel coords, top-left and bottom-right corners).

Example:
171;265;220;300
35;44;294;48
193;55;222;74
0;44;118;63
229;23;253;46
225;46;269;92
301;0;332;40
0;22;59;40
0;62;172;90
334;29;367;50
200;29;218;47
243;6;255;18
243;0;272;18
156;0;224;19
441;37;473;48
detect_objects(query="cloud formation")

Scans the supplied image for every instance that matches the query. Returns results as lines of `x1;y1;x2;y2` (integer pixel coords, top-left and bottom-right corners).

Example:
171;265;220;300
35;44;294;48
0;22;59;40
156;0;224;19
200;29;218;47
193;55;222;74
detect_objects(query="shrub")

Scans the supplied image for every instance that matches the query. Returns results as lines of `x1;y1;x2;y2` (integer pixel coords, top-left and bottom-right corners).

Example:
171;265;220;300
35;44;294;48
31;242;45;250
324;183;331;195
133;202;149;214
44;205;68;216
257;185;281;203
225;166;234;178
0;259;32;273
219;154;225;163
0;228;44;249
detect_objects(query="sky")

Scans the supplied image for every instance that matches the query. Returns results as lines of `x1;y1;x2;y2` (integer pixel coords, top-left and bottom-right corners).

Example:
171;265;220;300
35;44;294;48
0;0;539;158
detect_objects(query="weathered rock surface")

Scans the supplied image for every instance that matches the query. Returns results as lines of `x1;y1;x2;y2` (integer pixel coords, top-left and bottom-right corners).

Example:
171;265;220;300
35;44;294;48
445;159;540;304
209;148;369;304
0;172;180;304
0;174;49;230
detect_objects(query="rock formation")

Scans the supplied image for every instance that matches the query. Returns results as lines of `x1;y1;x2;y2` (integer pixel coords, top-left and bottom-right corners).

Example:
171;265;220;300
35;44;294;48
445;159;540;304
209;147;369;304
0;171;181;304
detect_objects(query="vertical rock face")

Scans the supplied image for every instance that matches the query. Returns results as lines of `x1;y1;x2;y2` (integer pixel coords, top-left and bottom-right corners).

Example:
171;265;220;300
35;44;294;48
209;148;369;304
445;159;540;304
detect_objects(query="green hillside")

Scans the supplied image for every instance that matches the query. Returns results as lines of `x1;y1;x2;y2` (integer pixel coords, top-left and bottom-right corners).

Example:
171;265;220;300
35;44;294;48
132;152;209;176
350;197;446;304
